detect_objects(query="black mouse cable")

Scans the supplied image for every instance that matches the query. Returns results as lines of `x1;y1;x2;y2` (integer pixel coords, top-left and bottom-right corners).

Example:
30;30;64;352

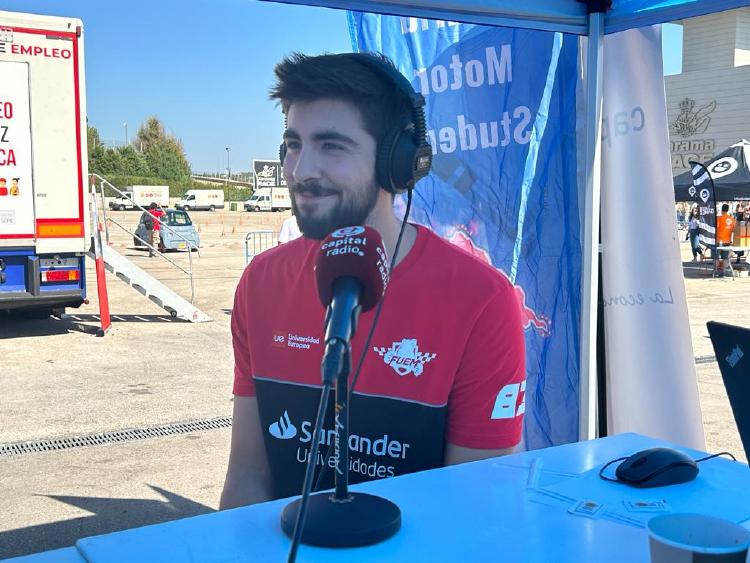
693;451;737;463
598;457;629;482
598;451;738;483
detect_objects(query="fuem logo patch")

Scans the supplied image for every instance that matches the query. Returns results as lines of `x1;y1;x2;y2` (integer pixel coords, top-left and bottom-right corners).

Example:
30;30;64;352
373;338;436;377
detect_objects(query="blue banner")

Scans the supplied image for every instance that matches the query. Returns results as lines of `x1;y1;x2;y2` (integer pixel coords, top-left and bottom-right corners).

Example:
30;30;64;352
348;14;581;449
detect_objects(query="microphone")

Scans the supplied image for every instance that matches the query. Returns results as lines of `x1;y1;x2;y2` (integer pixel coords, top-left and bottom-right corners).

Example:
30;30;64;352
281;226;401;550
314;226;389;383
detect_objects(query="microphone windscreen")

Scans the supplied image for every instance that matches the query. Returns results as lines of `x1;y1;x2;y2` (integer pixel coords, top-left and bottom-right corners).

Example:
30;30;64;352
314;226;389;312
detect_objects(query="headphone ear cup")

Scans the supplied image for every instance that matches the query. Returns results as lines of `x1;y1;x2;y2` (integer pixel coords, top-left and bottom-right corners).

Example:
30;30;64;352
389;132;420;194
376;130;400;195
279;142;286;165
377;128;424;195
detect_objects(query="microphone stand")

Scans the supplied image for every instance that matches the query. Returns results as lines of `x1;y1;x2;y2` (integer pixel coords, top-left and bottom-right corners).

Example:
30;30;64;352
281;309;401;548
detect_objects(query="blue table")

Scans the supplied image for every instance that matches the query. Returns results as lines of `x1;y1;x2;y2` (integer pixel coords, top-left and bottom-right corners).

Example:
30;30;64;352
4;548;85;562
8;433;750;562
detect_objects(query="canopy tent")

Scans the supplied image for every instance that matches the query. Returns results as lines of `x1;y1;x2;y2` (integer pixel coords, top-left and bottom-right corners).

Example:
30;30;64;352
263;0;750;34
259;0;750;447
674;140;750;202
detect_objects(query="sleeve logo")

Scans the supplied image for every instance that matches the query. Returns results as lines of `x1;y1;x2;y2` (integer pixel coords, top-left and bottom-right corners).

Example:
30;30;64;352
490;380;526;419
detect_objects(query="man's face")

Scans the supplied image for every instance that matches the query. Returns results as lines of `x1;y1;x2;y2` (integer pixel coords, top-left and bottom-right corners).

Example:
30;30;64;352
282;99;379;240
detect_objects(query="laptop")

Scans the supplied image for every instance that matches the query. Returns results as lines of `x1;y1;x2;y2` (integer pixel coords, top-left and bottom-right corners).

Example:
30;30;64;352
707;321;750;458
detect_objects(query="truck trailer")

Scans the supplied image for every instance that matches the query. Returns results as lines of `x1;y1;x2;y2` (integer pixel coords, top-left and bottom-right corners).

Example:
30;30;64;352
108;185;169;211
0;11;90;317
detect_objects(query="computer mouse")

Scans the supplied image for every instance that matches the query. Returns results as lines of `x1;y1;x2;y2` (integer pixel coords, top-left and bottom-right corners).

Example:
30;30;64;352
615;447;699;488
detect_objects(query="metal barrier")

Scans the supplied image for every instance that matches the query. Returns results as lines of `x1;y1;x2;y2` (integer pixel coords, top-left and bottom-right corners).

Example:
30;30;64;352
245;230;279;264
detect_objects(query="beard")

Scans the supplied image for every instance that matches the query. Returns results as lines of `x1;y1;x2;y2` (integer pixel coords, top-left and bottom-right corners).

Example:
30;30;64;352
290;180;380;240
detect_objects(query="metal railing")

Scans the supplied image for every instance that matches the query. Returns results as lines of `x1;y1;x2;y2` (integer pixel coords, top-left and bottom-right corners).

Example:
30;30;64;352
89;173;198;303
245;230;279;264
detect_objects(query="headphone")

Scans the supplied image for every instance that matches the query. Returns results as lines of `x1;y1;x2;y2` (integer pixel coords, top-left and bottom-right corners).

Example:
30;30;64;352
278;52;433;195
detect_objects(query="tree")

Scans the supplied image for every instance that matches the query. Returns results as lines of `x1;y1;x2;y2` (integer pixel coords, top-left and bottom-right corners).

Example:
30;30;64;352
144;138;191;181
87;125;105;174
117;145;149;176
135;116;191;181
87;116;192;181
135;116;166;153
87;124;101;158
96;147;123;176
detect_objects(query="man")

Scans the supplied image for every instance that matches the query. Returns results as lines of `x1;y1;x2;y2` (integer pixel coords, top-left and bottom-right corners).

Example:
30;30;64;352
220;53;525;509
735;204;745;222
277;212;301;245
146;202;165;257
716;203;735;276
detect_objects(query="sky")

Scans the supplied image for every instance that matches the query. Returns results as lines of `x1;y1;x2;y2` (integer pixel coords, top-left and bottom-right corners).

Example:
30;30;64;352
2;0;683;173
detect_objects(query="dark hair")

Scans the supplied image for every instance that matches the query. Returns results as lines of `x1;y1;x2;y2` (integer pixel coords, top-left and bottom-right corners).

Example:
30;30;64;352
691;208;699;217
269;52;413;149
150;202;157;209
722;203;730;213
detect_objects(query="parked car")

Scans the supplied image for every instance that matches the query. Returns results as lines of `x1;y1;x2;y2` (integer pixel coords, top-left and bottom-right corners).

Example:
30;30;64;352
134;209;200;251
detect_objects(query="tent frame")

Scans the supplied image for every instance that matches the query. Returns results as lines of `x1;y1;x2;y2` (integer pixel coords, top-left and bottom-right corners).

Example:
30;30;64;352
258;0;750;443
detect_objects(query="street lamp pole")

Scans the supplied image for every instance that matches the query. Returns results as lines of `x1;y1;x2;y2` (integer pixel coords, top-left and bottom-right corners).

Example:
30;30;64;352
225;146;230;186
123;122;128;146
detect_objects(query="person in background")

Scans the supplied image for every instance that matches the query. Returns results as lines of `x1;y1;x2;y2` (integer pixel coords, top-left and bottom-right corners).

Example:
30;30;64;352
716;203;735;276
277;211;302;245
687;208;703;263
147;202;165;257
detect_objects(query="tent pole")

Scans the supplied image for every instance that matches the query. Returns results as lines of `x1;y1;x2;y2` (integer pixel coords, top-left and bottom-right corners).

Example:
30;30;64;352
579;11;604;442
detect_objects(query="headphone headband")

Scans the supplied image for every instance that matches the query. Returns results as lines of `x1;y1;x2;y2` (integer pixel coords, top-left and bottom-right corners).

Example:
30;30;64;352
279;52;433;194
348;53;432;194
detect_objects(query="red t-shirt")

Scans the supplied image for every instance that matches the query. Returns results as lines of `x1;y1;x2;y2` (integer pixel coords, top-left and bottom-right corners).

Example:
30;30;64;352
232;225;525;497
148;208;164;231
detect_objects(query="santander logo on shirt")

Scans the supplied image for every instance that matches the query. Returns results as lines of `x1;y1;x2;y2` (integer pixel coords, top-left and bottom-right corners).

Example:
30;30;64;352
269;411;298;439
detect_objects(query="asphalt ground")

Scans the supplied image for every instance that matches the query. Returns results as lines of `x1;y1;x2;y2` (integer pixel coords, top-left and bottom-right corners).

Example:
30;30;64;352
0;216;746;559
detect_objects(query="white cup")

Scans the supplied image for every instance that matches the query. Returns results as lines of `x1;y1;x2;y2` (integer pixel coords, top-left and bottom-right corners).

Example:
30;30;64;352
648;513;750;562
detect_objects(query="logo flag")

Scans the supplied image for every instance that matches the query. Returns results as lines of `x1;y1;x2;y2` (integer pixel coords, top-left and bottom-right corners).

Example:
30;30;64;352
349;14;581;449
688;161;716;249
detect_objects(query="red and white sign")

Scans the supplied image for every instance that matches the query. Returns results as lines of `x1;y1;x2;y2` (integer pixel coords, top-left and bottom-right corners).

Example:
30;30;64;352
0;61;34;237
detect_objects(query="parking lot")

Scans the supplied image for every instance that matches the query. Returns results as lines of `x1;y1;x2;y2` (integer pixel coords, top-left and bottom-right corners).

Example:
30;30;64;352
0;213;746;558
0;209;285;558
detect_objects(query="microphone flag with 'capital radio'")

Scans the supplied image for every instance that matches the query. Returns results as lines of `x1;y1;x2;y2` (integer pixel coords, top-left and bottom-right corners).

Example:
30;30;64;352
314;225;389;312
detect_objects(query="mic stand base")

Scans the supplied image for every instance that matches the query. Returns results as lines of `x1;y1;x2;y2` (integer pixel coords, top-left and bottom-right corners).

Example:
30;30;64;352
281;491;401;547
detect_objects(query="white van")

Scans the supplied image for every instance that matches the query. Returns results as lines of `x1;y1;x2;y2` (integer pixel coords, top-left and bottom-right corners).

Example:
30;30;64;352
244;187;291;212
109;185;169;211
176;189;225;211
